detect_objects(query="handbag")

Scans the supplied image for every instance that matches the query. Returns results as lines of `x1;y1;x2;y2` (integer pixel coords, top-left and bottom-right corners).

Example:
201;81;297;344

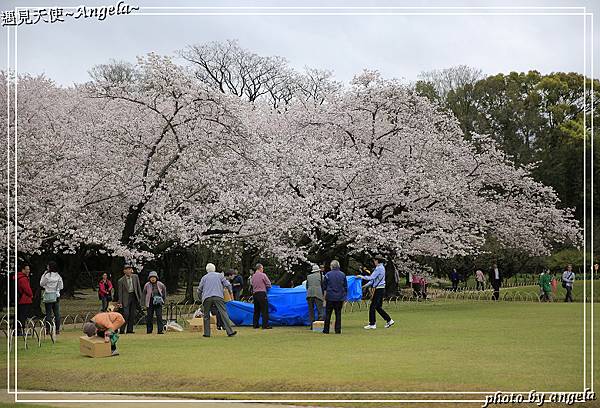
152;294;164;306
43;291;58;303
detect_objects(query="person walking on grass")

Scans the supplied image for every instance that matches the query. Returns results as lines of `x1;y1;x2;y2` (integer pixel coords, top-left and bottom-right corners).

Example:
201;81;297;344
359;255;394;330
419;274;428;300
251;263;272;329
322;260;347;334
489;263;502;301
306;264;324;328
83;311;125;356
475;269;485;291
117;264;143;334
16;263;33;335
98;272;113;312
411;272;421;298
550;272;558;296
450;268;460;292
40;261;64;335
198;263;237;338
142;271;166;334
562;264;575;303
538;270;552;302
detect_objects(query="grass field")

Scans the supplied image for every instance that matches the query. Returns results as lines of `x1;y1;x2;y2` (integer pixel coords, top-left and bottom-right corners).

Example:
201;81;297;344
3;300;598;399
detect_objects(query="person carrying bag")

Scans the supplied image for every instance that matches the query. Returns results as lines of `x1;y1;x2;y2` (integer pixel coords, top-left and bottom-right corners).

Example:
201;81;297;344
40;261;64;335
142;271;167;334
98;272;113;312
561;264;575;302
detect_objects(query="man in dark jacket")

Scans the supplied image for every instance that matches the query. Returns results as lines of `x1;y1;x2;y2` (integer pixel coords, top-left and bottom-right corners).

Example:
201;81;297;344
450;269;460;292
230;269;244;301
17;263;33;334
116;264;143;334
322;260;347;334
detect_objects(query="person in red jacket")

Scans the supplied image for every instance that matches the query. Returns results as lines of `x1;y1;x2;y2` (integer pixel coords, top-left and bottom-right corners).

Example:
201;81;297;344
17;263;33;334
98;272;113;312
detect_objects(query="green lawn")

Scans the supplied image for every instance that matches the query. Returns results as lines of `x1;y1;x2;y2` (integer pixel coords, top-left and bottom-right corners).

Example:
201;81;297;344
3;300;598;399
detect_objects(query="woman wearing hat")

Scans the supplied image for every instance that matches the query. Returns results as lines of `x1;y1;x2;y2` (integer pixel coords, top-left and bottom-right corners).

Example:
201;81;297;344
305;264;324;328
142;271;167;334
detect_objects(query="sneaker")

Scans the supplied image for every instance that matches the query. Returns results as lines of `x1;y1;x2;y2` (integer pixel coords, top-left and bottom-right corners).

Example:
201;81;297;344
202;334;210;338
363;324;376;330
111;350;120;356
227;331;237;337
385;319;395;328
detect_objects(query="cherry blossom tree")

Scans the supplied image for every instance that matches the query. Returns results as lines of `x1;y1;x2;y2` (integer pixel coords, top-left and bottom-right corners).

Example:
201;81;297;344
2;52;582;287
249;70;581;273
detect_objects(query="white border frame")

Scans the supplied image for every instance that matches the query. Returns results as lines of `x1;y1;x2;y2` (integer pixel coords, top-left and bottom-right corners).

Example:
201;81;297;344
5;4;595;405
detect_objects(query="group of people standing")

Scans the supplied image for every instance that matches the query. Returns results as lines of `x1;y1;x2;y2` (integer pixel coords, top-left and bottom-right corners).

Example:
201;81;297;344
196;262;273;336
448;263;502;300
450;264;502;296
16;261;63;334
538;264;576;302
196;254;396;337
97;264;167;335
410;272;428;299
16;258;586;344
304;255;395;334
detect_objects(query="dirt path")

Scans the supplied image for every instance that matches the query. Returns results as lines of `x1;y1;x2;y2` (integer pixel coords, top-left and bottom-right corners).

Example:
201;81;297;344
1;390;304;407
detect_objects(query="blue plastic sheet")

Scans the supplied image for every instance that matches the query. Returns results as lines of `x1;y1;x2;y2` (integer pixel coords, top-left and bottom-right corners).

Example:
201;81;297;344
225;276;363;326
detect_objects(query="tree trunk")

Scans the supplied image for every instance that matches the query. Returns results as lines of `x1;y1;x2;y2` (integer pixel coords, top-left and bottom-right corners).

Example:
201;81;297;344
60;252;83;297
162;251;180;293
241;246;258;293
183;248;203;304
121;204;143;246
109;256;124;302
275;271;292;287
385;260;399;296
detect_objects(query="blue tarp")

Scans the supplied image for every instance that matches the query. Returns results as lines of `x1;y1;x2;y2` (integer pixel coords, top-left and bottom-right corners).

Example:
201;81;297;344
225;276;363;326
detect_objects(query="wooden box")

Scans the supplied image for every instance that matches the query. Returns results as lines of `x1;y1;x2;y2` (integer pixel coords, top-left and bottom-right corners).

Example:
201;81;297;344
188;317;217;332
79;335;112;358
224;289;233;302
312;321;324;332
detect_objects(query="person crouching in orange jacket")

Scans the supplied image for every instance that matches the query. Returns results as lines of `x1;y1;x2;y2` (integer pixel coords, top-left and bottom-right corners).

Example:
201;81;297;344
83;312;125;356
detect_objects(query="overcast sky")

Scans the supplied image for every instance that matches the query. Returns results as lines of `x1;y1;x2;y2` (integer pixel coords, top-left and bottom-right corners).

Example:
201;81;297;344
1;0;599;87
